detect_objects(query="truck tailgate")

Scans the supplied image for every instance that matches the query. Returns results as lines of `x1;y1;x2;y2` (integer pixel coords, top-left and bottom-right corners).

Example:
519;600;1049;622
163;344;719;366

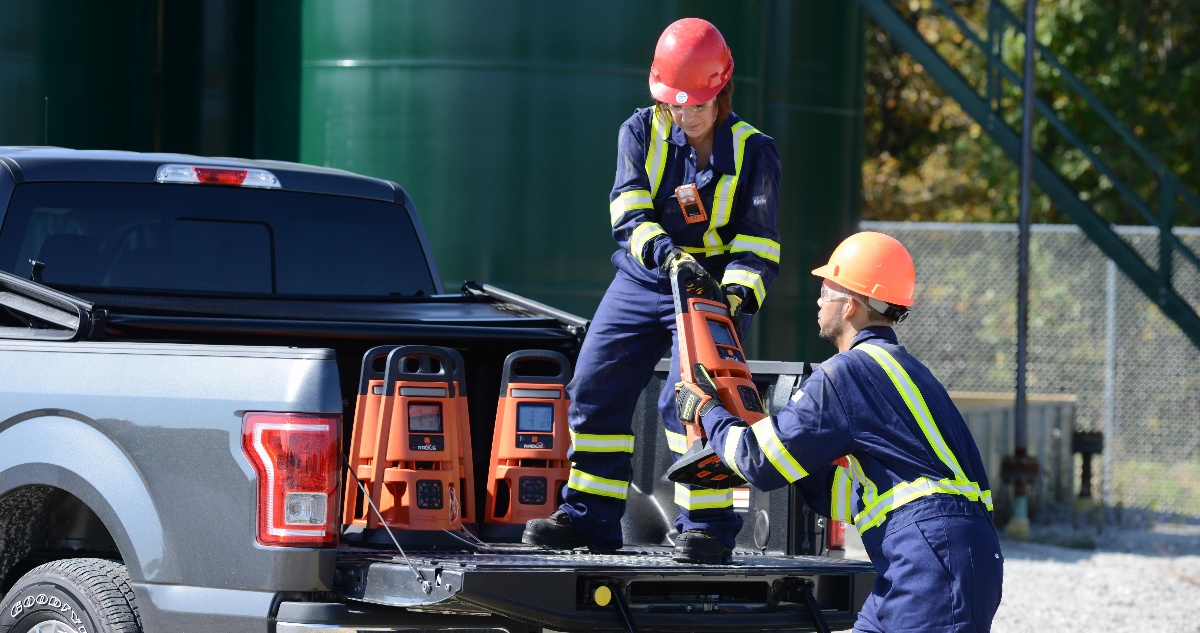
335;544;875;632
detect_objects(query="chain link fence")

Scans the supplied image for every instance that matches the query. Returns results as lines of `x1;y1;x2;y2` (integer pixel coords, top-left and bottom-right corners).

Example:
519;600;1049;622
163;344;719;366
863;221;1200;520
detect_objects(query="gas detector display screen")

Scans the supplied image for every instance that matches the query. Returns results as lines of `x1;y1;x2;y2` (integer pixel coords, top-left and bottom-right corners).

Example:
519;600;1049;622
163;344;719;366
407;403;443;433
707;319;737;347
516;403;554;433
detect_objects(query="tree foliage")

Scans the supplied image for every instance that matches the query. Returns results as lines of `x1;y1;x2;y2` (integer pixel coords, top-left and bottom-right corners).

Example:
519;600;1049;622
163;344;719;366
863;0;1200;227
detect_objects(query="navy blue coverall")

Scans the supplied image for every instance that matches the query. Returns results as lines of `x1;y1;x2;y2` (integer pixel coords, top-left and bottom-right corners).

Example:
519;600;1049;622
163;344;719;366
560;107;781;551
699;327;1003;632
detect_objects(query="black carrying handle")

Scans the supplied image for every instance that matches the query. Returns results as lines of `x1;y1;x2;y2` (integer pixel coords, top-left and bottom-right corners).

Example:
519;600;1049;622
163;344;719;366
499;349;572;391
383;345;461;396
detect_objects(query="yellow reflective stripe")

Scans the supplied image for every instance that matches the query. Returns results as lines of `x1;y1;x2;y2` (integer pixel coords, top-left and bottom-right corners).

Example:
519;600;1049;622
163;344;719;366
854;477;991;533
674;483;734;510
610;189;653;227
981;489;993;510
831;465;855;522
681;244;733;256
664;429;689;455
703;122;760;250
730;234;780;264
749;415;808;482
720;269;767;308
847;455;878;511
645;114;670;198
570;430;635;453
630;222;667;266
722;425;749;483
858;344;969;481
567;468;629;500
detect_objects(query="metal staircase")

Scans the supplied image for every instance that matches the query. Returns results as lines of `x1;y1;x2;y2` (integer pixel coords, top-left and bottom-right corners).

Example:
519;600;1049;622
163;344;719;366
860;0;1200;348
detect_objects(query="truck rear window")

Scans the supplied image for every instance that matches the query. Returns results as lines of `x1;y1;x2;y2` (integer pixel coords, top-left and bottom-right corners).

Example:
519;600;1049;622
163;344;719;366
0;182;438;297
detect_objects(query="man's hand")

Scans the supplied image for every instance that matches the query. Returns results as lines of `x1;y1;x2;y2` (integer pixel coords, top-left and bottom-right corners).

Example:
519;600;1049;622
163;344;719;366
676;363;720;425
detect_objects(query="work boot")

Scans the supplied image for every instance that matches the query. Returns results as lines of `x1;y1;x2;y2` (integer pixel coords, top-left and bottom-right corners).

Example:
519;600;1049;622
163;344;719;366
522;510;589;551
672;529;733;564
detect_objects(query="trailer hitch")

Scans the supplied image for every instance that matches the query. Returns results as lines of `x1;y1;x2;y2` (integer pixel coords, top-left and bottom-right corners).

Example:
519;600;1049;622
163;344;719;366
775;578;832;633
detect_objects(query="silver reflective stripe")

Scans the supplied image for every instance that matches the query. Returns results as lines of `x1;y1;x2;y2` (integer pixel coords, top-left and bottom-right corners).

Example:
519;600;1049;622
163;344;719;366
858;344;968;482
722;424;749;482
610;189;654;226
674;483;733;510
570;431;635;453
749;415;808;482
854;477;991;532
511;388;561;399
704;122;760;250
664;429;689;454
830;464;855;523
400;387;447;397
567;468;629;500
645;114;670;198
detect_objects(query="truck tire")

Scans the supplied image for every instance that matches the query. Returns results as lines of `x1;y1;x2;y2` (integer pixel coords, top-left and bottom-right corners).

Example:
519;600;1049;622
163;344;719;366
0;558;142;633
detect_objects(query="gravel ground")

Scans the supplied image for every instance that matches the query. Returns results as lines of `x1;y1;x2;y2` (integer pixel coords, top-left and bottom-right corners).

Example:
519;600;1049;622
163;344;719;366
837;521;1200;632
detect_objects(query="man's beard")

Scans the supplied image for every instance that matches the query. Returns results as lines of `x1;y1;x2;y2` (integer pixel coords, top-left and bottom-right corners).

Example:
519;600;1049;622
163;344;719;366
819;313;843;346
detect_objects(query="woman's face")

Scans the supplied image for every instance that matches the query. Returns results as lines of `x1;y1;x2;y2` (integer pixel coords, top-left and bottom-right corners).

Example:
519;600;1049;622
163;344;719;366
666;98;718;141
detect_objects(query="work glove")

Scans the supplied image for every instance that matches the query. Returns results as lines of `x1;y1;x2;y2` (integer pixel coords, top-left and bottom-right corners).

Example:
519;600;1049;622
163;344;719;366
723;288;745;339
676;363;720;426
662;247;706;278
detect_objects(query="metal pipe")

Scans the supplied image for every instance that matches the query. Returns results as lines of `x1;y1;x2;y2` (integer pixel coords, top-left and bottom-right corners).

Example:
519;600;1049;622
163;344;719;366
1015;0;1036;458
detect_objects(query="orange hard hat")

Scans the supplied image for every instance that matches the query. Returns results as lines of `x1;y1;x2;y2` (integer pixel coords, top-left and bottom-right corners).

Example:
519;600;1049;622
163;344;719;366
648;18;734;106
811;232;916;308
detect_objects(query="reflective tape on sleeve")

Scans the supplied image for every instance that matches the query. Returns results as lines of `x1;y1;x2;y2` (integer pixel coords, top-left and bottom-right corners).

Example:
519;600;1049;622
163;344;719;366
630;222;667;266
721;424;749;483
730;234;781;263
720;269;767;309
610;189;653;226
664;429;689;455
749;415;808;483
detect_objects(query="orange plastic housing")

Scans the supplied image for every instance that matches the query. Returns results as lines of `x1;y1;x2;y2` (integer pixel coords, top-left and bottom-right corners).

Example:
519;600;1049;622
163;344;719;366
343;346;466;532
485;351;572;526
676;296;766;446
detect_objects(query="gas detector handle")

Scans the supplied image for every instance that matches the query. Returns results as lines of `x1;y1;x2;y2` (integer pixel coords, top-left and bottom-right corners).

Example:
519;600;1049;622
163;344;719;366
499;349;573;391
382;345;458;395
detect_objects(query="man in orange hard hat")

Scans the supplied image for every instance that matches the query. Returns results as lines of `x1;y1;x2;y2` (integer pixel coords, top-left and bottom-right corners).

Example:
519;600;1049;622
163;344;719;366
677;232;1004;631
523;17;781;564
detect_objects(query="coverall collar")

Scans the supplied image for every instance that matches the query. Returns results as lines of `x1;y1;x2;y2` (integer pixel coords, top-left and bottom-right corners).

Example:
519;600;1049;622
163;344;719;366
848;325;899;350
665;112;740;176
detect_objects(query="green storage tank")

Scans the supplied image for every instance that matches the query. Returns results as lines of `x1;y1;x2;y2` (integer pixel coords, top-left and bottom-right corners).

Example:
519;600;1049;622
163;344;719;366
274;0;863;362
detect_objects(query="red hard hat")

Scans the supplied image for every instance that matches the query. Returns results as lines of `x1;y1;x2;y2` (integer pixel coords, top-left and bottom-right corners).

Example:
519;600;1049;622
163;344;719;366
649;18;734;106
811;232;916;307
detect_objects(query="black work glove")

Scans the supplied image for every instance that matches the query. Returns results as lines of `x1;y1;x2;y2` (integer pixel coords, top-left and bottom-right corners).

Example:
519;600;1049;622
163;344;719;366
661;247;706;278
676;363;720;426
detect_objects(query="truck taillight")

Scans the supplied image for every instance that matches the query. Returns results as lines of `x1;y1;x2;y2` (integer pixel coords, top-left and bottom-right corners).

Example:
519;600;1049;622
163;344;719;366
242;412;340;547
826;519;846;551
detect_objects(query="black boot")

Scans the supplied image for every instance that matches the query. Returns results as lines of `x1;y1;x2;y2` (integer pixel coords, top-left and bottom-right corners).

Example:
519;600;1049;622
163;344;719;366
673;529;733;564
522;509;588;550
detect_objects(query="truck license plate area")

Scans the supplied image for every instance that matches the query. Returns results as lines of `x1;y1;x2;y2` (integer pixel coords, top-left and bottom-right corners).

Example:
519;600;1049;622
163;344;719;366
628;579;770;610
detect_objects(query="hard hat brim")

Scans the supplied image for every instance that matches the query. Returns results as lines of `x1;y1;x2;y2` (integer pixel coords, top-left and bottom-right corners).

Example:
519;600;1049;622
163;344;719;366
649;78;724;107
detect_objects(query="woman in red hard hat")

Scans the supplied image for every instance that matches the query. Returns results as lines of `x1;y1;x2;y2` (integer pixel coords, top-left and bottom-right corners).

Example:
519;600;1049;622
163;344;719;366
524;18;782;565
678;232;1005;630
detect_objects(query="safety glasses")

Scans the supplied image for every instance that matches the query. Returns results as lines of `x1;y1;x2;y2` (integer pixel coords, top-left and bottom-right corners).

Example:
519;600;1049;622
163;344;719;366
665;100;714;116
817;283;857;307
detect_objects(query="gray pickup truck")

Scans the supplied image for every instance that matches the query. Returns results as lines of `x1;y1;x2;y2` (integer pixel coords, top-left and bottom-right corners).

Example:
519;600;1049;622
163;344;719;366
0;147;874;633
